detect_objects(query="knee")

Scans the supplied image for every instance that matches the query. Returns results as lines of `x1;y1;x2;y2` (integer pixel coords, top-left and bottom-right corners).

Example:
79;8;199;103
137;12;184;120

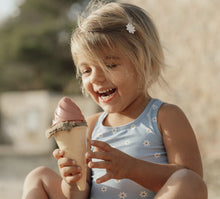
171;169;208;199
24;166;52;184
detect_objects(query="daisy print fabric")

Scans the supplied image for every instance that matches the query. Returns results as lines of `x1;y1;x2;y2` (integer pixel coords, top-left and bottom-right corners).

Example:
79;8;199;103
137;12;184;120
91;99;168;199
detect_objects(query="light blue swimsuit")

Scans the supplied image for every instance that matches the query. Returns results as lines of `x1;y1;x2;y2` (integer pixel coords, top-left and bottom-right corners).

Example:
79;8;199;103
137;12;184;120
90;99;168;199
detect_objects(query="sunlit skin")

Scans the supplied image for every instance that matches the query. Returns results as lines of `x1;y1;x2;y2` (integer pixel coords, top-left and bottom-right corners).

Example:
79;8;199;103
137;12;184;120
21;51;207;199
77;52;151;127
74;51;203;191
21;1;207;197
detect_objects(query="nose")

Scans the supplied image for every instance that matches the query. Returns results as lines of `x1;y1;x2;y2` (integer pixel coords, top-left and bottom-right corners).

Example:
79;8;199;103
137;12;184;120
90;67;106;84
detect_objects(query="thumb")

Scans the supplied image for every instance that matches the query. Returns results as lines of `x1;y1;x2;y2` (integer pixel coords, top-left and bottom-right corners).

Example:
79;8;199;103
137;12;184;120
53;148;64;159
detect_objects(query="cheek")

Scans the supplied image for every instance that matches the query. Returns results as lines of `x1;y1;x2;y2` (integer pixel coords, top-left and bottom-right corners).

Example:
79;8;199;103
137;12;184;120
82;79;94;95
82;78;89;89
117;70;137;85
81;79;89;94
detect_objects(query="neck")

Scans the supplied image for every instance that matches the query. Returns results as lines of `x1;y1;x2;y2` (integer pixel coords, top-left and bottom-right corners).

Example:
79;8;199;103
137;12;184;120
103;95;151;127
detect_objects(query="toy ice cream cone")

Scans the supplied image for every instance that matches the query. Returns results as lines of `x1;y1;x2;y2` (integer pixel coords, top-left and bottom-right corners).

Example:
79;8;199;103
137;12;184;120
46;97;87;191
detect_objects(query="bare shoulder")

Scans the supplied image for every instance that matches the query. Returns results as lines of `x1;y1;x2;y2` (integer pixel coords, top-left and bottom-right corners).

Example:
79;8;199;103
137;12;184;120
86;112;103;140
158;103;185;118
157;103;188;131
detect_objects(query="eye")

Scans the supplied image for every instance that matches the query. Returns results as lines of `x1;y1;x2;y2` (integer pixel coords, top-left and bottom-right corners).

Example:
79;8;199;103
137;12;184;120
81;69;91;76
106;64;118;69
79;66;91;76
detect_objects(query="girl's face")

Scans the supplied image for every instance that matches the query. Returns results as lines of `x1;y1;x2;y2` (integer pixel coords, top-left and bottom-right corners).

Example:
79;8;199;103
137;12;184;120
77;51;146;114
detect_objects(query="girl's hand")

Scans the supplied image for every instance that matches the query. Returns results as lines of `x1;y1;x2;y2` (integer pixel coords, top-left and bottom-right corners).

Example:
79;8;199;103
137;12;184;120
86;140;135;184
53;149;82;185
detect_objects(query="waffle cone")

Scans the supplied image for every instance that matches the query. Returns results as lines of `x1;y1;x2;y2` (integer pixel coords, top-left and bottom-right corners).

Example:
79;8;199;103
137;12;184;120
54;126;87;191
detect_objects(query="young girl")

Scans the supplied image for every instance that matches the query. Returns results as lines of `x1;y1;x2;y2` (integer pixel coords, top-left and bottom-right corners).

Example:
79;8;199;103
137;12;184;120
22;1;207;199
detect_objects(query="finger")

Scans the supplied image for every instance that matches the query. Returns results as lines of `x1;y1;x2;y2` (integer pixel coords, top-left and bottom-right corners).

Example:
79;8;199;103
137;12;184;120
96;172;112;184
91;140;112;152
61;166;82;177
58;157;77;168
88;160;111;169
53;149;64;159
86;153;92;164
65;173;82;185
86;151;110;161
93;146;105;152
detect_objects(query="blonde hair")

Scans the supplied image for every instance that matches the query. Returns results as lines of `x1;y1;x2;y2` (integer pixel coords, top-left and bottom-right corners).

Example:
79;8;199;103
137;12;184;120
71;1;165;96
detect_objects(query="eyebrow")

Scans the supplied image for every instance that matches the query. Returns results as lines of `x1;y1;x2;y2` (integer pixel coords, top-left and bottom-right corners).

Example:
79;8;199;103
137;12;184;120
77;62;88;67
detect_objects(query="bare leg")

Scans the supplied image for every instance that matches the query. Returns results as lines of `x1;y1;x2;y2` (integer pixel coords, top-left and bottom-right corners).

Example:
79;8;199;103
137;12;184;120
155;169;208;199
22;166;67;199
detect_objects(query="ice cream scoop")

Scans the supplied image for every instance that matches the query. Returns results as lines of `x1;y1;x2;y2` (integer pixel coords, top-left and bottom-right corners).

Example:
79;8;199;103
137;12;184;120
46;97;87;191
46;97;87;138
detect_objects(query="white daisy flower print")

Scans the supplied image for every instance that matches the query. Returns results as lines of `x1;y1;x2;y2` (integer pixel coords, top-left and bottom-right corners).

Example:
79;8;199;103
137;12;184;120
101;186;107;192
152;117;157;122
146;127;152;133
139;191;148;198
112;128;117;134
144;140;150;146
152;105;158;110
154;153;161;158
125;140;130;145
131;124;136;129
119;192;127;198
115;179;120;183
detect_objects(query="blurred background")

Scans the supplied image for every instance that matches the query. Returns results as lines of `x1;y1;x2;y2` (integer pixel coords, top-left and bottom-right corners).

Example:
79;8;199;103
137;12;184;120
0;0;219;198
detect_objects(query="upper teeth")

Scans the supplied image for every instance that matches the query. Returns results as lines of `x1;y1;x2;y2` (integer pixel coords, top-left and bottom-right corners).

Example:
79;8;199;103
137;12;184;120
98;89;113;94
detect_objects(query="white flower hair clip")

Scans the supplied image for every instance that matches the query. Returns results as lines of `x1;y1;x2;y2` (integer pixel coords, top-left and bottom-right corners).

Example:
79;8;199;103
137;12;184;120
126;20;136;34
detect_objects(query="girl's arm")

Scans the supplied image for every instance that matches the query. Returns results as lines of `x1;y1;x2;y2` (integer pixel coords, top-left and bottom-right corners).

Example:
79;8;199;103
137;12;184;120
129;103;203;192
159;103;203;176
87;104;203;192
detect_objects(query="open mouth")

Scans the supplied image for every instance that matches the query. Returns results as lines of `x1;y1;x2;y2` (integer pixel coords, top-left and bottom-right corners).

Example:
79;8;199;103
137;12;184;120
97;88;117;102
